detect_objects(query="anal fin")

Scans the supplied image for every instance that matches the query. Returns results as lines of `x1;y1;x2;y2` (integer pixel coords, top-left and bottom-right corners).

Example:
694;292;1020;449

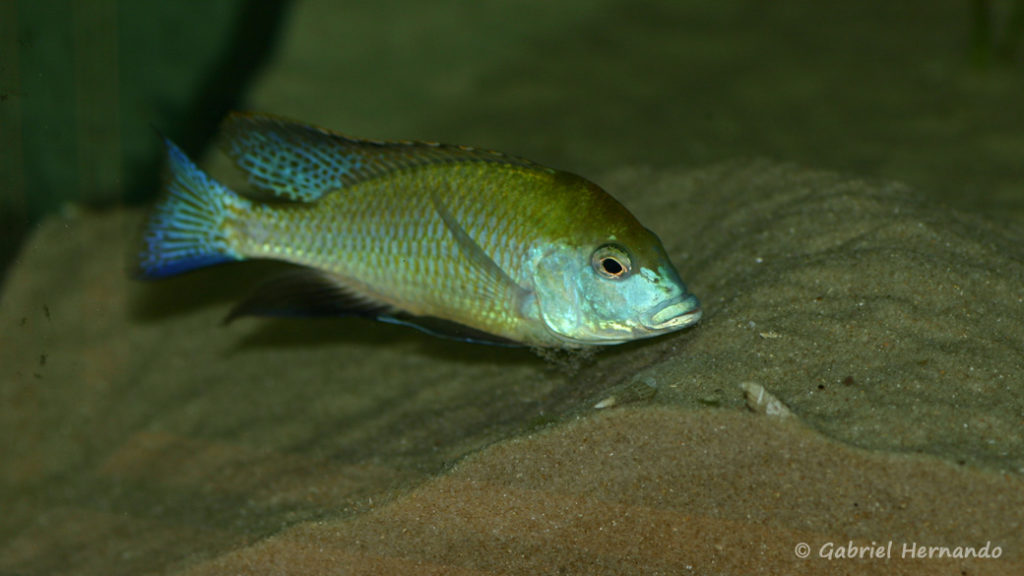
225;268;389;323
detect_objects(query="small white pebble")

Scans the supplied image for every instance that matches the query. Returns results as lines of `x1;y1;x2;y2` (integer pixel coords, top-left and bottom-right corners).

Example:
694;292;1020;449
740;382;793;419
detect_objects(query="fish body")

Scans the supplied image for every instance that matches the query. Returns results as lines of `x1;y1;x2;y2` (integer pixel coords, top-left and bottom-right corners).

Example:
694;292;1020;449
139;113;701;348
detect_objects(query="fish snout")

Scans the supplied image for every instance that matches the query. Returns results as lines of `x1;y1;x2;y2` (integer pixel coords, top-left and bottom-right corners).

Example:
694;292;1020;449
643;293;702;332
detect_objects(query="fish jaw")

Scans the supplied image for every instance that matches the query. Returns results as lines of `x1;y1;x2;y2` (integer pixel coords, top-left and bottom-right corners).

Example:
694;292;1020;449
641;292;702;333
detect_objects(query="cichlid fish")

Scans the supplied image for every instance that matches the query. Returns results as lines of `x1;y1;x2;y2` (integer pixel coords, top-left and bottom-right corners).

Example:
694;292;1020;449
139;113;701;348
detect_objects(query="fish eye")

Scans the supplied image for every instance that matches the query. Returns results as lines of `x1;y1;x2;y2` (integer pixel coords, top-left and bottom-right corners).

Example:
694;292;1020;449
591;244;631;279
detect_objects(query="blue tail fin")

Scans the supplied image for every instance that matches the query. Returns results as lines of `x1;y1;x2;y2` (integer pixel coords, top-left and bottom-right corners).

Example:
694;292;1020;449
138;138;250;278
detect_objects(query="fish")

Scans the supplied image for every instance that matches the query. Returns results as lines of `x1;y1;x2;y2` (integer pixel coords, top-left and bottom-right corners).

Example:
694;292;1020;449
138;112;702;348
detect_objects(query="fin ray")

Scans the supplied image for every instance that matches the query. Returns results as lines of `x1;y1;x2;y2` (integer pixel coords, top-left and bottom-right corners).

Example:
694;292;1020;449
138;139;247;278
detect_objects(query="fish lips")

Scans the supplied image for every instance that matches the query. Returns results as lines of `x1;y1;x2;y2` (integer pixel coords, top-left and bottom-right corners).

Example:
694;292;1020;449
643;293;702;332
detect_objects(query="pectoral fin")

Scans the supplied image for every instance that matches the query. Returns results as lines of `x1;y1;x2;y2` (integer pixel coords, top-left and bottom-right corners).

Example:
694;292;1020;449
429;192;529;303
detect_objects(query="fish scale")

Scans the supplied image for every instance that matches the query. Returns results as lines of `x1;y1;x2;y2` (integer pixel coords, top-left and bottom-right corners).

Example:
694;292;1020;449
232;168;527;326
139;113;702;347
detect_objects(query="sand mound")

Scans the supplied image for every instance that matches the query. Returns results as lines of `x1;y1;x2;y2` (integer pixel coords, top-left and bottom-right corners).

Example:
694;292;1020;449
2;162;1021;574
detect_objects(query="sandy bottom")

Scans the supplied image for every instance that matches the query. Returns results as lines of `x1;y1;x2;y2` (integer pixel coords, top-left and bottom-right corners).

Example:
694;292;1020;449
1;161;1022;575
174;408;1022;576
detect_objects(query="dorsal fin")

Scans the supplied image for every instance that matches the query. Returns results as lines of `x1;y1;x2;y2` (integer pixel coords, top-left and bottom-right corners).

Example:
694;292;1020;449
219;112;547;202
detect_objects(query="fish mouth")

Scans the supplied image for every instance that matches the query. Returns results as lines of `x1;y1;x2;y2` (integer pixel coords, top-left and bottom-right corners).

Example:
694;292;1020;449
643;294;702;332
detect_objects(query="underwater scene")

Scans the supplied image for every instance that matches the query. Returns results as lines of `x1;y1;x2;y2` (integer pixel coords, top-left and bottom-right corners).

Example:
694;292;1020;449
2;1;1023;574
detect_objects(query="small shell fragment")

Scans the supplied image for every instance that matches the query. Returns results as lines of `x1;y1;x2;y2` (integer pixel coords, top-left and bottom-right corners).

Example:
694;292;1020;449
593;396;617;409
740;382;793;418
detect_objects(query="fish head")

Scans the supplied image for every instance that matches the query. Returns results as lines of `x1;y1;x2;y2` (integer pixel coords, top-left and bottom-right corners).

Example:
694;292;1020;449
529;228;702;347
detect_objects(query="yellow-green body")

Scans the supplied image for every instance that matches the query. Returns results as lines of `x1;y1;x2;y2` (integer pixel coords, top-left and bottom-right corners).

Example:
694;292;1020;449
235;165;555;343
140;113;701;348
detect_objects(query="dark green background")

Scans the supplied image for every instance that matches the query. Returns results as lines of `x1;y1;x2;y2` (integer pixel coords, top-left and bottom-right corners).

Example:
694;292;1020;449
2;0;1023;284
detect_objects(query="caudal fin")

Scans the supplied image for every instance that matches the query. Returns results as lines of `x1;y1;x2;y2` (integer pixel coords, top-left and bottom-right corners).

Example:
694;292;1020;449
138;138;249;278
